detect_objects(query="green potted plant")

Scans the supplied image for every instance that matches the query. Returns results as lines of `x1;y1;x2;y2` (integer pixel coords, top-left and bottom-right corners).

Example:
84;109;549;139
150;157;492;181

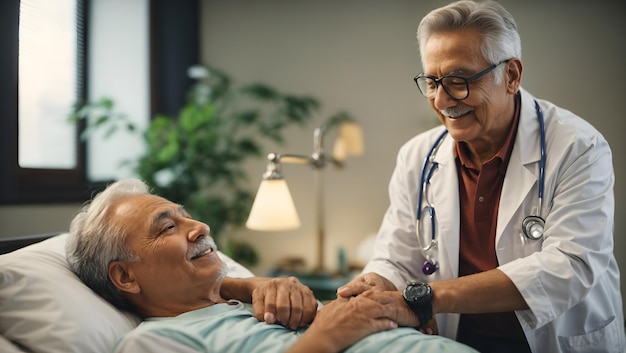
72;65;352;267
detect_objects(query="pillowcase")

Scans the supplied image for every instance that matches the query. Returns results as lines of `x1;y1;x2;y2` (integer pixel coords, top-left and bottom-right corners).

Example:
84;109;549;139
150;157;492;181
0;233;254;353
0;334;29;353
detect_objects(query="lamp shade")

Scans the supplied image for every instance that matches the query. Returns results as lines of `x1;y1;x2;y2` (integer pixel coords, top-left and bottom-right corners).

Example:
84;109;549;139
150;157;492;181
332;121;364;161
246;179;301;231
340;121;364;155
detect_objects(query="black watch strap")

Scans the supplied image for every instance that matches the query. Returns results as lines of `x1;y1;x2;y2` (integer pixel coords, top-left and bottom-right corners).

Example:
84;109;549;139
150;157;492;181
417;299;433;325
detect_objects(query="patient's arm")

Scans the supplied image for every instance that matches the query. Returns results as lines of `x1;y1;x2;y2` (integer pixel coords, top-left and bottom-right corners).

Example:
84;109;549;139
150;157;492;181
220;276;317;330
285;292;402;353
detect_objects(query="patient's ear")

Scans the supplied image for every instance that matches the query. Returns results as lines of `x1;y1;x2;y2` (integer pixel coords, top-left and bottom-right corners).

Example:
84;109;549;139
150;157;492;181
108;261;141;294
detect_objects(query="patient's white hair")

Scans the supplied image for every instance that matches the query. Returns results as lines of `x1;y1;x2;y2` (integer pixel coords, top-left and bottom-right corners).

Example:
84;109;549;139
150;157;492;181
417;0;522;84
66;178;148;312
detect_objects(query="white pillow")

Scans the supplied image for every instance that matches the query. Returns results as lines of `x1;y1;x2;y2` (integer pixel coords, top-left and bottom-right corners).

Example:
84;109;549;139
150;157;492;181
0;233;254;353
0;334;28;353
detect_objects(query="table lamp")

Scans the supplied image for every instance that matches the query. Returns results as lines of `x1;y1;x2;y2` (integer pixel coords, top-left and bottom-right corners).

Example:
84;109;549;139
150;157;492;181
246;114;363;273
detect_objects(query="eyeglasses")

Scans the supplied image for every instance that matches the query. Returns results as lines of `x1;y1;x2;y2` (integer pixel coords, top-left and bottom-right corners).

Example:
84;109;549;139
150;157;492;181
414;60;509;100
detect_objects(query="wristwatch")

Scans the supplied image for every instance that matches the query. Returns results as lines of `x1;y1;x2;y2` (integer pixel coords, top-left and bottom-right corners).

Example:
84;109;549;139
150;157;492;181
402;282;433;325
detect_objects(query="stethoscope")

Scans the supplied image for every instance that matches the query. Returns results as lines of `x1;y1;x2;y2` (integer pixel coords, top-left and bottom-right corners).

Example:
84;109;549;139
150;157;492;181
416;100;546;275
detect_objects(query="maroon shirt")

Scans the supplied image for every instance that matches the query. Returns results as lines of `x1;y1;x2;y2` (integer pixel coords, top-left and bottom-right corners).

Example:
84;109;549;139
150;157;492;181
454;93;528;345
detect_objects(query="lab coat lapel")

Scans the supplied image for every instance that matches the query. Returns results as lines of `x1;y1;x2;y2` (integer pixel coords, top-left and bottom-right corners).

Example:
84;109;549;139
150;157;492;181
497;89;541;249
429;136;460;278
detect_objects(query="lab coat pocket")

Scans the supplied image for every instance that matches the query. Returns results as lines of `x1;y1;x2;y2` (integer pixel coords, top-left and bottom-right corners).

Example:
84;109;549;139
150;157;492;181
557;315;624;353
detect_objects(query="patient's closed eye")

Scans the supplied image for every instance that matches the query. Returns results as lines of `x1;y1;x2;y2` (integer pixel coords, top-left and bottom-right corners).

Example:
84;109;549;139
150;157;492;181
160;223;176;234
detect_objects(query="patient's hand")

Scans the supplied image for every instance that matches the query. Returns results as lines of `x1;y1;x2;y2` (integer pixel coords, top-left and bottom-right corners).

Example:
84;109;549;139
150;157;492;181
336;272;397;298
285;293;398;353
250;276;317;330
220;276;317;329
359;290;431;329
339;282;437;332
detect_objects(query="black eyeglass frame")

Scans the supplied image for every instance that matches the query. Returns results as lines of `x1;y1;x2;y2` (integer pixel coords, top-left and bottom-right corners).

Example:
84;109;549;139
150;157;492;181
414;59;510;100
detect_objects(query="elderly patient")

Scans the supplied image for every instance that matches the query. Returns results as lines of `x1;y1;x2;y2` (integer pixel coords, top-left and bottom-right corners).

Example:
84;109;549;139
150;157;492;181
66;179;476;353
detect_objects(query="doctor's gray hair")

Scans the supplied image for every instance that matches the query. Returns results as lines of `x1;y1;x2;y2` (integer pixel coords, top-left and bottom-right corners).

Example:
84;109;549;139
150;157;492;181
417;0;522;85
66;178;148;312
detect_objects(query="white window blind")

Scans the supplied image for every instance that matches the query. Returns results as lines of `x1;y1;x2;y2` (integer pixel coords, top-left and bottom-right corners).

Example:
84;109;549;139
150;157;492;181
18;0;82;169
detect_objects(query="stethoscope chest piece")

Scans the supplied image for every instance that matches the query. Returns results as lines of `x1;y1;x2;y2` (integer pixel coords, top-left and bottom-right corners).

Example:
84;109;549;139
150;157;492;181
422;260;439;275
421;240;438;275
522;215;545;240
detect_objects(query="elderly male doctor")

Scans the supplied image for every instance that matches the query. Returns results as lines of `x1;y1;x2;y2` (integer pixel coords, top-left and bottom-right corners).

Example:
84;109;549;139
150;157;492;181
338;1;624;353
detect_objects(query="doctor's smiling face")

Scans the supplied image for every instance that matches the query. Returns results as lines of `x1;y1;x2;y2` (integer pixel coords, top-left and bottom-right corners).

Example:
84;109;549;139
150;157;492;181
421;27;522;160
106;193;228;318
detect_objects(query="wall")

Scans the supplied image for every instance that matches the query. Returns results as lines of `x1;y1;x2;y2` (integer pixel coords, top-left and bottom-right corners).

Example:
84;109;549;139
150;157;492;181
0;204;79;237
200;0;626;305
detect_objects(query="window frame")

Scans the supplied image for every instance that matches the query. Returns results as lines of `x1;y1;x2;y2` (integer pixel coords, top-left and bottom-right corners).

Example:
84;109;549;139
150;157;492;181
0;0;95;204
0;0;198;204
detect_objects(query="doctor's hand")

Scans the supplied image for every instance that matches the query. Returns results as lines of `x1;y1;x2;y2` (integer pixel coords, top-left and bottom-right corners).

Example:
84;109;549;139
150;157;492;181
220;276;318;330
336;272;397;298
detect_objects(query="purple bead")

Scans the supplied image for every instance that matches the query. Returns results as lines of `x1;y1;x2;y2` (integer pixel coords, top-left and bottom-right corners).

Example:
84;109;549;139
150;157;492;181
422;260;438;275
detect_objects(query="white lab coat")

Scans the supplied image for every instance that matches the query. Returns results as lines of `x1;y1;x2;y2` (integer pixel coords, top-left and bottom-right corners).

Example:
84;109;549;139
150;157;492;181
363;88;625;352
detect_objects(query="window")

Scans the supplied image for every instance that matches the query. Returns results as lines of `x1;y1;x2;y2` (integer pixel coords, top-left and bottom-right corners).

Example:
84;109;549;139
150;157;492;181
0;0;92;203
19;0;82;169
0;0;198;204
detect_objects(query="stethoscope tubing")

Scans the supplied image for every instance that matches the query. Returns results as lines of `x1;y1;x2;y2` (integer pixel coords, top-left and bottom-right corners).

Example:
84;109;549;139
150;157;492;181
416;129;449;221
536;100;546;213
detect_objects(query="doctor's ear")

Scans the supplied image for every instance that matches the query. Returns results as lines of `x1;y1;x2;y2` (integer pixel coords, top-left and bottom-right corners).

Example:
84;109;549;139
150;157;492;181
108;261;141;294
504;58;522;94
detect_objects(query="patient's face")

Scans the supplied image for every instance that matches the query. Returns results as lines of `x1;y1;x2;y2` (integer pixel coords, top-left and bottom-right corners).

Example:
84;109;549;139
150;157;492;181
110;194;227;310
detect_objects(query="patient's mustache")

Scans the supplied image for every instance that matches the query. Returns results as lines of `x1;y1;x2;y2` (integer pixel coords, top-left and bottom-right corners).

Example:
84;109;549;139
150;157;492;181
188;236;217;259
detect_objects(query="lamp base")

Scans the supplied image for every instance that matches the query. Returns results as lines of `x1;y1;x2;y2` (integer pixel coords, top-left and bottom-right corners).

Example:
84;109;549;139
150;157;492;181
309;267;331;278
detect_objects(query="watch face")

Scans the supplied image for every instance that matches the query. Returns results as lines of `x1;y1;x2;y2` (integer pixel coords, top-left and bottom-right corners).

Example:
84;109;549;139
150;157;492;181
406;284;430;300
